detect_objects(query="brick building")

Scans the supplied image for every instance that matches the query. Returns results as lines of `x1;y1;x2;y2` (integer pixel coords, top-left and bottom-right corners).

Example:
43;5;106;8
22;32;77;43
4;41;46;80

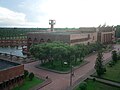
27;26;115;50
27;30;97;49
97;26;115;44
0;59;24;90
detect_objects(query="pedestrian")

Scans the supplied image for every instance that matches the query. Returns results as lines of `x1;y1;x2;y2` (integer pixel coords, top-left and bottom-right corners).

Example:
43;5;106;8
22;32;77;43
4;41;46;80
46;76;48;79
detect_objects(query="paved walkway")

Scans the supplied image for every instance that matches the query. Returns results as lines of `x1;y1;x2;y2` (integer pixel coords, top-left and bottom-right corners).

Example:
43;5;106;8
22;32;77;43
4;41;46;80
89;77;120;87
24;45;120;90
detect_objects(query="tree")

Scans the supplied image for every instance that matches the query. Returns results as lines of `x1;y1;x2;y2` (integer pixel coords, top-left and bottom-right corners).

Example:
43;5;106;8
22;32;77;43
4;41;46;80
75;44;86;61
29;72;34;81
115;25;120;38
94;51;106;77
112;50;117;62
52;46;68;67
30;41;104;71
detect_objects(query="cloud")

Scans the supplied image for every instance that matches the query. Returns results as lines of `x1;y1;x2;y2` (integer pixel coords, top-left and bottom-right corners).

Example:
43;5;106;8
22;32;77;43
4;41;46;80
1;0;120;27
0;7;26;25
0;6;43;27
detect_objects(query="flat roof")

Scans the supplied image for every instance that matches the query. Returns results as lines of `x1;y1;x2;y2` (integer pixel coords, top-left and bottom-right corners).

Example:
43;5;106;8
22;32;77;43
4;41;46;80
28;31;82;35
0;59;20;70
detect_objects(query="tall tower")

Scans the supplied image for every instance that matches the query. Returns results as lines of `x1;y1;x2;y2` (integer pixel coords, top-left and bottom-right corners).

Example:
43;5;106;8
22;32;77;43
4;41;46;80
49;20;56;32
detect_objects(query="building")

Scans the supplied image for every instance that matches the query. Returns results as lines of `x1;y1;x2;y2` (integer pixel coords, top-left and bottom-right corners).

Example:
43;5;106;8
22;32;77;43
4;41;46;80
97;26;115;44
27;25;115;50
0;59;24;90
27;30;97;49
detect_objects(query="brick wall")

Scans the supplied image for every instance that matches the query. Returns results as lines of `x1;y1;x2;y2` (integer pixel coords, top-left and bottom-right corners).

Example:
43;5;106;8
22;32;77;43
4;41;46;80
0;65;24;82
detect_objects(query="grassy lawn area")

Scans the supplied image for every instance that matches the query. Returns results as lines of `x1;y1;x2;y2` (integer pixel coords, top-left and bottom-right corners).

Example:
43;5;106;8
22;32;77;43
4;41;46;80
102;60;120;82
75;79;120;90
13;77;44;90
40;60;85;72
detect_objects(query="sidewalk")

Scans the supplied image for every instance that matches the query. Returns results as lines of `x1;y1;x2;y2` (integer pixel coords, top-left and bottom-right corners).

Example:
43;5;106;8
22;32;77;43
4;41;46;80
89;77;120;87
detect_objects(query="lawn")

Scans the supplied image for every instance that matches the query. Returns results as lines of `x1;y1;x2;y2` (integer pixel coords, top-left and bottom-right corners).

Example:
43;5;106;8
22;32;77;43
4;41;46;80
75;79;120;90
13;77;44;90
102;60;120;82
40;60;85;72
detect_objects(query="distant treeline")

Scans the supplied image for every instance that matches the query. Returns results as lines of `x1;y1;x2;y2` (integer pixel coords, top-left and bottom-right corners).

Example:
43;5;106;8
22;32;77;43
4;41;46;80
0;27;78;38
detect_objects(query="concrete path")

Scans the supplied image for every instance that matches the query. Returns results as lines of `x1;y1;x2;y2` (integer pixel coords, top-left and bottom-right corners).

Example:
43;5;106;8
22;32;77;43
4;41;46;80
24;45;120;90
89;77;120;87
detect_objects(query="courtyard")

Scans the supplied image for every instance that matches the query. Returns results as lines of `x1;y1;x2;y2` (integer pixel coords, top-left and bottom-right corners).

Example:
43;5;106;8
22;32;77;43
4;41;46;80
24;45;120;90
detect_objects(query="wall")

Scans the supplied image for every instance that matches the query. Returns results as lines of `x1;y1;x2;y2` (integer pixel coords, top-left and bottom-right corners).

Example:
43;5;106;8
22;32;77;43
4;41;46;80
0;65;24;82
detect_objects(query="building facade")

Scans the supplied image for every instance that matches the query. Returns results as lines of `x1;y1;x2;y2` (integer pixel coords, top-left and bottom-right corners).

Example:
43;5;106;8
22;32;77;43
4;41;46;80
97;26;115;44
27;31;97;49
0;59;24;90
27;26;115;50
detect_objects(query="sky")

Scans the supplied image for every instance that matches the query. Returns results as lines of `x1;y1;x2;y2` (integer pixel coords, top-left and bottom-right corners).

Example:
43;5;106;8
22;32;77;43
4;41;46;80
0;0;120;28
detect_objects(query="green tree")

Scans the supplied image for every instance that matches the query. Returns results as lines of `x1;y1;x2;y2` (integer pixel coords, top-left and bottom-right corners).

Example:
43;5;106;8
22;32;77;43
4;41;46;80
112;50;117;62
52;46;68;67
94;51;106;77
115;25;120;38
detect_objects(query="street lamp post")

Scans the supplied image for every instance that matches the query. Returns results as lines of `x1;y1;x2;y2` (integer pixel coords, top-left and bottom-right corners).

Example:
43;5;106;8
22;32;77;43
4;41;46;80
64;61;74;87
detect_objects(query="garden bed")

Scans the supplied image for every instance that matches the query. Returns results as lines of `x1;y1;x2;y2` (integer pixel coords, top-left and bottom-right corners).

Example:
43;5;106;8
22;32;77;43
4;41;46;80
36;60;89;74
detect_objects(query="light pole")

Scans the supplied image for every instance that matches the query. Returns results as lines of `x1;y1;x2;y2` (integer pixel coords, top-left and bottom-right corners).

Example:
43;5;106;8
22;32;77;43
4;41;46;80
64;61;74;87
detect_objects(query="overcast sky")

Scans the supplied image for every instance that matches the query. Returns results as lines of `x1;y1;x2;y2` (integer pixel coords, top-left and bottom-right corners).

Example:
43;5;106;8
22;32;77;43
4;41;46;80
0;0;120;28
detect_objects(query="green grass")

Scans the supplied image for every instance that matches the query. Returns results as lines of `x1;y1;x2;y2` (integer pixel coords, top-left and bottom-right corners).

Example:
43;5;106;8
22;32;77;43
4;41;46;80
75;79;120;90
13;77;44;90
41;60;84;72
102;60;120;82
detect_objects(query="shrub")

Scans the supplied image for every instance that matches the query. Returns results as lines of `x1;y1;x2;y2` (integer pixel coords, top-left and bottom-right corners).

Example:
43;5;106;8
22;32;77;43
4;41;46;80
109;60;115;67
102;67;106;74
29;72;34;81
93;78;96;82
24;70;29;78
79;82;87;90
117;55;120;60
112;50;118;62
109;62;113;67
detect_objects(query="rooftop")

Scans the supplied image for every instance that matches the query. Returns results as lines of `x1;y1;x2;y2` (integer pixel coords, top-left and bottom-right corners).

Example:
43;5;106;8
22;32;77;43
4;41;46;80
0;59;20;70
28;31;81;35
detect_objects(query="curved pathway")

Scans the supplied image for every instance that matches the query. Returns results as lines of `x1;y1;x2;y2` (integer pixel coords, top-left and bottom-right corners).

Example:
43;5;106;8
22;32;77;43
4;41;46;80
24;45;120;90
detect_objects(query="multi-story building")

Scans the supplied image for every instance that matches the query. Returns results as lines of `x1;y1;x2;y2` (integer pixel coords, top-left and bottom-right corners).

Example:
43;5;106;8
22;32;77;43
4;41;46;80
97;26;115;44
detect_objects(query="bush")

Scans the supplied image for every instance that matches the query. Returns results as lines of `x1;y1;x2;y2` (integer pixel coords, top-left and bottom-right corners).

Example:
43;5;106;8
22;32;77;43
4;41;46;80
24;70;29;78
93;78;96;82
103;67;106;73
109;61;115;67
79;82;87;90
117;55;120;60
29;72;34;81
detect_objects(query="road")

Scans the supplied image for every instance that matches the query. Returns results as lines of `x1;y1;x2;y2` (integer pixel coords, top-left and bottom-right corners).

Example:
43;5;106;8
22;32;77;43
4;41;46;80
24;45;120;90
